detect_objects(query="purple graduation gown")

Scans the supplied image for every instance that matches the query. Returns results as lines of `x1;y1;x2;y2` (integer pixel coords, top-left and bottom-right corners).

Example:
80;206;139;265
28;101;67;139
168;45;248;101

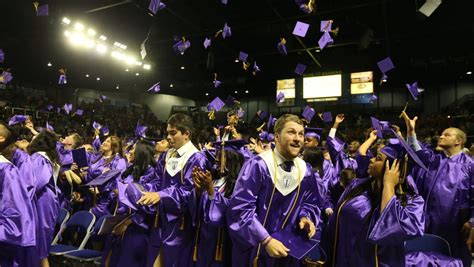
413;149;474;266
107;166;158;267
146;149;208;267
405;251;463;267
31;152;60;259
326;136;358;173
325;177;424;267
88;154;127;218
227;153;322;267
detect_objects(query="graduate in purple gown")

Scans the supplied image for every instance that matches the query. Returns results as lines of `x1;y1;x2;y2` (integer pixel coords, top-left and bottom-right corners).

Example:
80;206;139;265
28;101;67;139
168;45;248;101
0;123;37;267
83;135;126;218
326;114;358;173
324;130;425;267
27;130;62;267
190;139;247;267
105;140;158;267
137;113;208;267
402;111;474;266
227;114;322;267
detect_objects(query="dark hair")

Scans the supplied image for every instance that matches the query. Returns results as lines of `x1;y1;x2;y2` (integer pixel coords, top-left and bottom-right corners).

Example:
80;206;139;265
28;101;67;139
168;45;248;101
216;149;245;197
340;168;356;187
0;123;18;160
302;147;324;178
27;130;60;165
167;113;194;137
122;141;156;182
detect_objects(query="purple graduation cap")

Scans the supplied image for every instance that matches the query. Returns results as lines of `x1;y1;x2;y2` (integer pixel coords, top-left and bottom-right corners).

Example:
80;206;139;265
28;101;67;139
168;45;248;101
0;71;13;84
58;74;67;85
203;38;211;49
148;0;166;14
370;94;378;103
173;38;191;55
0;49;4;63
135;122;147;138
252;61;260;75
298;0;315;14
318;31;334;50
86;169;123;186
406;82;423;100
56;107;61;114
370;116;391;139
377;57;395;83
276;91;285;103
46;105;54;111
46;121;54;131
304;127;323;140
381;130;428;171
75;109;84;116
93;121;101;130
99;95;107;102
259;131;274;142
294;63;306;75
64;103;73;115
292;21;310;38
319;111;333;123
207;97;225;112
101;126;110;136
267;114;277;131
222;23;232;39
147;82;161;93
302;106;316;122
221;0;229;5
36;4;48;16
117;181;138;210
320;20;333;32
213;73;221;88
237;107;245;118
272;228;319;260
8;115;27;126
277;38;287;55
239;51;248;62
225;95;237;107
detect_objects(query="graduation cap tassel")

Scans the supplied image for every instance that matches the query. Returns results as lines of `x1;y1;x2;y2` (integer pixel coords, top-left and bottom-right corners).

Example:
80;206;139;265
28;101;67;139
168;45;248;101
154;208;160;228
179;217;185;230
214;228;223;261
256;122;266;132
220;140;226;175
192;220;201;262
253;255;259;267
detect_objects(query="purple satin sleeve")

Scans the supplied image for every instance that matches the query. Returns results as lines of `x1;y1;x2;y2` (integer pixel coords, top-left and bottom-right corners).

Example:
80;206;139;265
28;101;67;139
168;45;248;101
326;136;358;172
355;153;371;178
31;154;54;191
368;194;425;245
204;192;230;227
92;137;101;152
56;142;73;166
227;159;269;247
470;162;474;227
158;153;207;222
0;163;36;246
405;251;463;267
298;168;322;228
11;149;36;199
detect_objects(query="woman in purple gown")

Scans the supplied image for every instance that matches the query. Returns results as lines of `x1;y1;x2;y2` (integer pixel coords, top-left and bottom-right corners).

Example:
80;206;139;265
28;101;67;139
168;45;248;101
28;130;62;267
104;140;158;267
324;130;425;267
190;140;247;267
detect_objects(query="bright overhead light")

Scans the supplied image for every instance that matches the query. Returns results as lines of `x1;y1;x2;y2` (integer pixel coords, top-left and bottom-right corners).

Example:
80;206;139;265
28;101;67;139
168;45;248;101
116;85;120;89
74;23;84;31
170;84;174;88
245;90;249;94
234;90;238;94
85;74;89;77
96;44;107;54
143;64;151;70
96;77;100;81
64;31;70;37
87;29;96;36
62;17;71;25
467;71;472;75
99;35;107;41
125;68;129;72
47;62;52;67
205;93;209;96
234;59;239;63
180;66;185;70
113;42;127;50
135;73;140;76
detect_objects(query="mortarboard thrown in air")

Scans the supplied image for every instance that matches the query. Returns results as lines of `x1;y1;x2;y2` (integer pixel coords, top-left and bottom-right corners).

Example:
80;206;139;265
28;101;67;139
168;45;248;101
293;21;310;38
258;110;267;121
213;73;221;88
147;82;161;93
64;103;73;115
46;121;54;131
239;51;248;62
370;116;391;139
207;97;225;112
370;94;378;103
377;57;395;83
75;109;84;116
36;4;48;16
319;111;333;123
297;0;316;14
252;61;260;76
135;122;147;139
302;106;316;122
8;115;28;126
203;38;211;49
58;68;67;85
304;127;323;140
381;130;428;171
295;63;306;75
276;91;285;103
0;49;4;63
406;82;424;101
101;126;110;136
148;0;166;15
267;113;277;132
93;121;101;130
221;0;229;5
47;105;54;111
318;31;333;50
0;71;13;84
277;38;288;55
173;38;191;55
222;23;232;39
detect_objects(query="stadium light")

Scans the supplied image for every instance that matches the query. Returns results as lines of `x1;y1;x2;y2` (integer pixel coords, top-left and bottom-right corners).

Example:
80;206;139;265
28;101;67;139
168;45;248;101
62;17;71;25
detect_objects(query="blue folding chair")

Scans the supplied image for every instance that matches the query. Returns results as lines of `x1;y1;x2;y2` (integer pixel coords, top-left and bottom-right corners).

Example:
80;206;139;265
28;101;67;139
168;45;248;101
62;215;111;263
404;234;452;256
50;211;96;256
52;208;70;243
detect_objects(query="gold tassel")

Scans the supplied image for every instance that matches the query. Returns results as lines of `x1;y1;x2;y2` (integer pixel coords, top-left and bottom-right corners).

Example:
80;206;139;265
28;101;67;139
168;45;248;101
330;27;340;36
154;209;159;228
215;228;223;261
179;217;185;230
192;245;198;262
256;122;266;132
220;140;226;174
252;256;259;267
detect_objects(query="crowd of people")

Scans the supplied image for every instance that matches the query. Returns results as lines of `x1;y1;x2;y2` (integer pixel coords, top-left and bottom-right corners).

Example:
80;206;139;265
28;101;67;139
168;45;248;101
0;95;473;267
